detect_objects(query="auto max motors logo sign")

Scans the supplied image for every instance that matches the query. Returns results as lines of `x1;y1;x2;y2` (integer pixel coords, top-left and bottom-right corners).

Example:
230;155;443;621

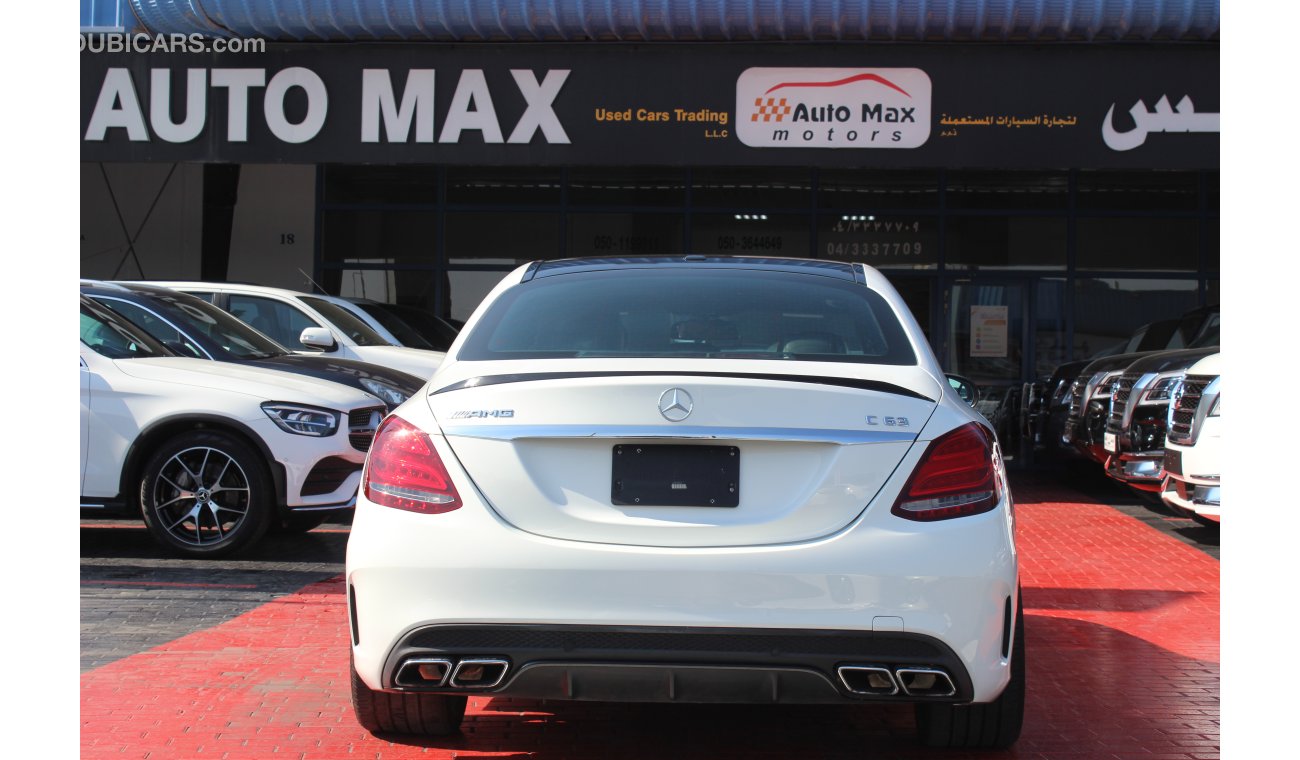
736;67;931;149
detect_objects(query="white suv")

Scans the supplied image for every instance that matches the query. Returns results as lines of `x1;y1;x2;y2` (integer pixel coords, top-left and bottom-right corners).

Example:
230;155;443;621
1160;352;1221;526
141;281;445;381
81;296;388;557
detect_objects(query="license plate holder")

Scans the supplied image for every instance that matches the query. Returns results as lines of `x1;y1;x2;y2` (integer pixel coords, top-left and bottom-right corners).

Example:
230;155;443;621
1103;432;1118;453
612;444;739;508
1163;449;1182;477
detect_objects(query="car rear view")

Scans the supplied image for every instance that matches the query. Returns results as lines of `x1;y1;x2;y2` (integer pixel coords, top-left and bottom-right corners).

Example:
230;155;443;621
345;257;1022;748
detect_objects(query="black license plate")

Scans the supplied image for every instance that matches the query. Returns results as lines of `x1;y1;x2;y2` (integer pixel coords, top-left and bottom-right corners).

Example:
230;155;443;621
1163;449;1182;477
611;444;739;508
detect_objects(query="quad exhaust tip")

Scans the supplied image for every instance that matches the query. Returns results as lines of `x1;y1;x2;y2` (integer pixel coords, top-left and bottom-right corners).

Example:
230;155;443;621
450;658;510;689
895;667;957;697
395;658;452;687
837;665;957;698
837;666;899;696
395;657;510;689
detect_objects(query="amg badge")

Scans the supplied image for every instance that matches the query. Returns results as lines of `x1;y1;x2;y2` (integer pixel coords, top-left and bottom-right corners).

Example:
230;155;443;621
450;409;515;419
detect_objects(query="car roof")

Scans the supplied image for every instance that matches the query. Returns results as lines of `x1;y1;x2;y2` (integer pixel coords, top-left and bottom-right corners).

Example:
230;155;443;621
524;256;862;283
135;281;318;299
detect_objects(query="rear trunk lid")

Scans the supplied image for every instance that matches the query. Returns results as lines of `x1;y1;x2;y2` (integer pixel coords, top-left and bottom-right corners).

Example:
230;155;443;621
426;359;940;547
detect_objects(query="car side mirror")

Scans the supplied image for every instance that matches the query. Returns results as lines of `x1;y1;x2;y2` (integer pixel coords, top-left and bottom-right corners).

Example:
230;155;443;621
299;327;338;352
946;374;980;407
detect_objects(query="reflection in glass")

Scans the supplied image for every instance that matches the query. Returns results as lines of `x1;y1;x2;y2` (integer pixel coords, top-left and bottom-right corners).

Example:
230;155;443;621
445;212;560;260
946;171;1068;210
946;216;1066;270
567;213;683;256
568;169;686;206
1077;170;1199;211
446;167;562;205
321;210;435;265
1072;278;1198;360
817;214;938;269
1077;217;1197;271
690;214;809;257
818;170;939;209
691;168;813;208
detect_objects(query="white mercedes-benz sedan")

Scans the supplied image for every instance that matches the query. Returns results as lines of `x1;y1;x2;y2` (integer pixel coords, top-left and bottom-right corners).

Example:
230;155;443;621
346;256;1022;749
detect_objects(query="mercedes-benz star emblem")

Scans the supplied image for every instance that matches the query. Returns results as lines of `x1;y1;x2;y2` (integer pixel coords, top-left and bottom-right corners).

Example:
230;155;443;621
658;388;694;422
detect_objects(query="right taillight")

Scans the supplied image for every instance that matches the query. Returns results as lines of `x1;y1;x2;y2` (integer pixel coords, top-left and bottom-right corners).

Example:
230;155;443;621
891;422;1001;521
363;415;462;514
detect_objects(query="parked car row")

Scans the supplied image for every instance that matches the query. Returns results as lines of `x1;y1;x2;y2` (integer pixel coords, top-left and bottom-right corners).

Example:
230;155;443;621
1030;305;1220;525
79;281;460;556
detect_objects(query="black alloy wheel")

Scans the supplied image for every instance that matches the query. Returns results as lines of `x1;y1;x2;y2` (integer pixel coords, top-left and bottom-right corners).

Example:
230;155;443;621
138;430;273;558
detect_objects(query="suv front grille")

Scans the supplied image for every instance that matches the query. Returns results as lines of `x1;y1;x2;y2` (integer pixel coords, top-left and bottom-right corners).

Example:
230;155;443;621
348;406;386;452
1066;376;1086;428
1167;375;1213;446
1105;373;1141;435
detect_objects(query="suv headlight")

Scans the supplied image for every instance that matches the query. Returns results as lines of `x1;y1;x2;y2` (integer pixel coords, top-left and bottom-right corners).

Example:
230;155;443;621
261;403;340;436
360;378;410;407
1140;375;1181;404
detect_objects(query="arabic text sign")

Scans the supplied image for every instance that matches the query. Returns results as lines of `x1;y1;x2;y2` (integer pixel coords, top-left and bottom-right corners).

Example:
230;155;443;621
970;305;1009;359
1102;94;1219;152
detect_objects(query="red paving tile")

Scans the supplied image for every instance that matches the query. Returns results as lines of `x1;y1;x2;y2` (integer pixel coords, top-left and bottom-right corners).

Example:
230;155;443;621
81;481;1220;759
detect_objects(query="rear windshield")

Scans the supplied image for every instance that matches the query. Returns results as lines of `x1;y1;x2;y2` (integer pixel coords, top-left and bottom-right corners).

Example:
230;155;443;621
458;269;916;365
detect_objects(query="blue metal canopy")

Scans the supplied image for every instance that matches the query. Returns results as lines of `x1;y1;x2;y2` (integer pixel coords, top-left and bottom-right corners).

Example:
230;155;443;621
117;1;1219;42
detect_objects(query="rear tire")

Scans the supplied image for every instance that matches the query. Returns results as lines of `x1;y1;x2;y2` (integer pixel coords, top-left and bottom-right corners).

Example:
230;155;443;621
916;593;1025;749
351;656;466;736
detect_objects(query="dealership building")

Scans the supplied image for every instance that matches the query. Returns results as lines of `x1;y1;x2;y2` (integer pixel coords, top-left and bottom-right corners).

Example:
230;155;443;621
80;0;1219;402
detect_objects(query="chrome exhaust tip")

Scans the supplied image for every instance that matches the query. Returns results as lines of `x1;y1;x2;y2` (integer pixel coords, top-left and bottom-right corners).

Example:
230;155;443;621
895;667;957;697
394;658;452;687
449;658;509;689
837;665;899;696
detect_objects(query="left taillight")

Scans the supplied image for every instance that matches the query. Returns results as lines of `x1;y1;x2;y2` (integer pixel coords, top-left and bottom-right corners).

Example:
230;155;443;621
891;422;1001;521
363;415;462;514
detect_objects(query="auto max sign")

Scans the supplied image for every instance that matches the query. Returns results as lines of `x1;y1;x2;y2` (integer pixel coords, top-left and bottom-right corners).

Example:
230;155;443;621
80;43;1218;169
735;68;931;149
84;67;571;145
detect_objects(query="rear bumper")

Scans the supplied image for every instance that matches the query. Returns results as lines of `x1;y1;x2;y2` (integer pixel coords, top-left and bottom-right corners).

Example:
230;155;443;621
375;623;981;704
346;496;1019;704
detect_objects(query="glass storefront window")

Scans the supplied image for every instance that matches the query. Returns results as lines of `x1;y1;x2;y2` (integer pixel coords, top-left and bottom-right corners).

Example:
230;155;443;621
691;168;813;209
815;213;938;269
1072;278;1199;360
1205;218;1219;272
325;268;437;311
320;210;436;265
445;212;560;260
1077;217;1197;271
689;213;810;257
945;171;1069;210
818;170;939;210
448;269;513;322
567;213;684;256
568;169;687;207
1076;170;1199;211
446;167;562;205
322;165;438;204
945;216;1066;270
1034;279;1068;376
